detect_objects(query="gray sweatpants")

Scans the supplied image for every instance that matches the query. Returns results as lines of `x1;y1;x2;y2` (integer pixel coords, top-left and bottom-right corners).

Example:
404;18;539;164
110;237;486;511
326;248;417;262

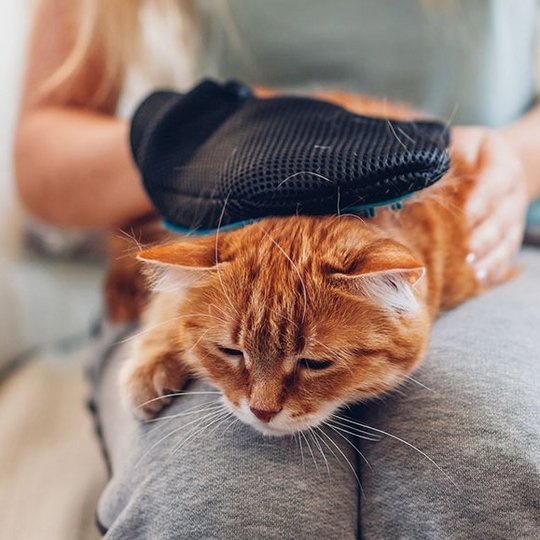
89;248;540;539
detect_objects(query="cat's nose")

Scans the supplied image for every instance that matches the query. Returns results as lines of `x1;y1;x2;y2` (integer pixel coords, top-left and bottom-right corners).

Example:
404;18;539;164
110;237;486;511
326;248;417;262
249;407;281;423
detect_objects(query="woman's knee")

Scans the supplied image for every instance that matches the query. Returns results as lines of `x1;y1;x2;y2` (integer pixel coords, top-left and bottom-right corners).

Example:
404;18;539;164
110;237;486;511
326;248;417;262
96;379;359;539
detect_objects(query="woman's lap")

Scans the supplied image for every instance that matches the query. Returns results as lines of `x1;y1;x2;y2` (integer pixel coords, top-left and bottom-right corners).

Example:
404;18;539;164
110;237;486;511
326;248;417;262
91;248;540;540
92;335;359;539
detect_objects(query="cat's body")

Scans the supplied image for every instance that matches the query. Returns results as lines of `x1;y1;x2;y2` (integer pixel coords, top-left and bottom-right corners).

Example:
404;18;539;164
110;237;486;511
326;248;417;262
110;93;484;436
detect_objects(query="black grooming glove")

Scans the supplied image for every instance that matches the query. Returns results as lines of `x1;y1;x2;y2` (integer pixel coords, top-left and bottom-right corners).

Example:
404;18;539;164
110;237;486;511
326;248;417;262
130;79;450;232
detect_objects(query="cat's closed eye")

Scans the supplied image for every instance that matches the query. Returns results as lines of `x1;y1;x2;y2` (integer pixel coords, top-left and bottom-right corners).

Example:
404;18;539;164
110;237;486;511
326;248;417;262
217;345;244;357
299;358;334;371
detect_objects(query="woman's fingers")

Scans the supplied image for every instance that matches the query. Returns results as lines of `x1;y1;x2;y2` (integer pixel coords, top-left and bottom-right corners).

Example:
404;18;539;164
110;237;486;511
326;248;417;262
472;223;524;286
468;185;527;260
465;139;524;226
466;167;517;226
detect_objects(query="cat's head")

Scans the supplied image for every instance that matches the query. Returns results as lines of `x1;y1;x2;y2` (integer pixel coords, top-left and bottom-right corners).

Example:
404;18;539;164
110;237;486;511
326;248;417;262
138;216;429;435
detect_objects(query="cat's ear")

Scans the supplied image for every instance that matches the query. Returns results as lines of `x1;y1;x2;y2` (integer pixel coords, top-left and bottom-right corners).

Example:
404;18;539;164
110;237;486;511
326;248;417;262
137;237;222;292
331;239;425;312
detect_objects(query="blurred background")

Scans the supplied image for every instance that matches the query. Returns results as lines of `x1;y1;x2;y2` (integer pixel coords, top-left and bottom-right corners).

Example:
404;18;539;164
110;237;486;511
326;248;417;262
0;2;107;538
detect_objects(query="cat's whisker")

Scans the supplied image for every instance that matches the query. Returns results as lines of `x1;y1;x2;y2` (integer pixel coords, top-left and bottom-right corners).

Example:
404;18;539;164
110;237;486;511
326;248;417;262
300;430;320;477
137;425;187;465
165;408;230;457
207;302;232;321
297;432;306;472
177;407;233;451
386;118;411;153
214;191;241;317
135;407;225;466
144;401;223;434
331;414;456;487
202;413;237;449
113;250;140;262
330;415;384;439
396;126;417;145
256;225;308;323
323;422;374;472
184;328;214;355
308;428;331;476
276;170;334;189
171;409;232;455
118;317;183;344
112;228;147;260
206;411;235;439
269;307;299;329
143;403;224;423
191;313;229;324
310;339;350;362
311;426;340;467
314;426;364;496
287;433;295;461
441;102;459;140
312;424;359;489
433;105;455;171
324;420;381;442
136;391;221;410
117;227;143;252
118;313;223;345
332;212;366;225
403;374;436;393
220;415;240;438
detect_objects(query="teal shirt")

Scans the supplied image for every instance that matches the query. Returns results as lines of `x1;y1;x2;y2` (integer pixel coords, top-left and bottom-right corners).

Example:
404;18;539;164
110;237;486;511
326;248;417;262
196;0;538;127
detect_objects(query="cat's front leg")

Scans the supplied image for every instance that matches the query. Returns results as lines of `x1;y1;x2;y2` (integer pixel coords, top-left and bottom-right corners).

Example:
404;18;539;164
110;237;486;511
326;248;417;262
120;336;190;420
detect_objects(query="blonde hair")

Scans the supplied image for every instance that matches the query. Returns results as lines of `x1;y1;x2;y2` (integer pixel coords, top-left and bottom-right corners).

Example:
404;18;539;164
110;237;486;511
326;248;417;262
44;0;194;103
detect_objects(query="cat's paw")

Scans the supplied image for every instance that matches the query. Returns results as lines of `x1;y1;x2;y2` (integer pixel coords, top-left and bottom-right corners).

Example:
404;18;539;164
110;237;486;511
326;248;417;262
120;353;188;420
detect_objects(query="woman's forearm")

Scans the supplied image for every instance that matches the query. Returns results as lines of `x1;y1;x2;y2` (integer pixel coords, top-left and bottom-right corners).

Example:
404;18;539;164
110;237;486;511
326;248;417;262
501;104;540;201
15;107;153;229
15;0;153;228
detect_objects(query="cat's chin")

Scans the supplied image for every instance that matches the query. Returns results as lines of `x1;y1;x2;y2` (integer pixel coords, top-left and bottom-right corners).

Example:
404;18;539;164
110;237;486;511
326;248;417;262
223;397;341;437
247;422;295;437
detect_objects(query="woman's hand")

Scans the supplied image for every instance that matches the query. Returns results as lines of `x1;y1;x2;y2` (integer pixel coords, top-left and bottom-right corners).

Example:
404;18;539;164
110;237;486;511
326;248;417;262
451;126;529;286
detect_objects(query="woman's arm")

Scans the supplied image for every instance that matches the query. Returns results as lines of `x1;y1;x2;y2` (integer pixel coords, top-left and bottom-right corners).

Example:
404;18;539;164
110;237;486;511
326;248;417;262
15;0;152;229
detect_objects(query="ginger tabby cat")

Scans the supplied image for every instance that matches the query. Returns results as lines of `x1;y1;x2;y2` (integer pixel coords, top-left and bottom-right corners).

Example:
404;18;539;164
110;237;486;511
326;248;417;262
107;92;482;436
